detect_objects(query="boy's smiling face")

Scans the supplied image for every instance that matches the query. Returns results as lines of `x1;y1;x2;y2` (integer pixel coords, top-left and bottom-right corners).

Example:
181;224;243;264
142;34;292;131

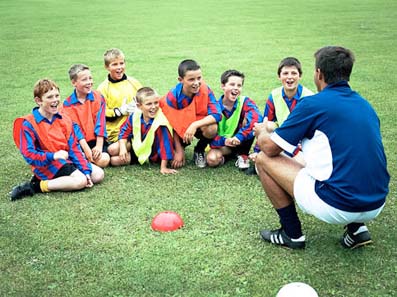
35;87;60;119
72;69;93;97
179;69;202;98
138;96;160;122
106;57;126;81
279;65;301;93
222;75;243;103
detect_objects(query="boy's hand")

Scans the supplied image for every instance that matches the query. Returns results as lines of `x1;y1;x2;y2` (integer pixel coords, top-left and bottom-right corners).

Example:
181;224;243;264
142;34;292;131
183;123;197;144
248;152;258;162
119;144;129;163
225;137;240;147
92;146;102;161
85;174;93;188
54;150;68;160
171;149;185;168
119;98;129;115
126;100;136;114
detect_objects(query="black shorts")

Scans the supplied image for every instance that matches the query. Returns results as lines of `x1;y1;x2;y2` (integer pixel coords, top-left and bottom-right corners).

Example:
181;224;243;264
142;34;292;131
87;140;109;153
31;163;78;183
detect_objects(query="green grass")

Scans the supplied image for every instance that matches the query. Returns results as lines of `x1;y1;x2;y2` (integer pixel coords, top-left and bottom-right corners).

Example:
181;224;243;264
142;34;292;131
1;0;396;296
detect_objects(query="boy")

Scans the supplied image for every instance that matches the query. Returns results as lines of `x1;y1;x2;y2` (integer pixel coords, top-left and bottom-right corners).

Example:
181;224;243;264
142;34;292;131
109;87;177;175
97;48;143;145
160;59;222;168
10;79;104;201
206;70;262;170
62;64;110;168
247;57;313;174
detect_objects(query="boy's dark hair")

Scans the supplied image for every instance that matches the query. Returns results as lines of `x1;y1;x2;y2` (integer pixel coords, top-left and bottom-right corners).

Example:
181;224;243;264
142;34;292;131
314;46;355;84
68;64;90;81
34;79;59;99
178;59;200;78
277;57;302;76
220;69;245;85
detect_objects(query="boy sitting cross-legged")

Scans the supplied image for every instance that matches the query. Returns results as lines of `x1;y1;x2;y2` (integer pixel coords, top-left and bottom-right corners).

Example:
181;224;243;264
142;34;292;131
206;69;262;170
10;79;104;201
109;87;177;175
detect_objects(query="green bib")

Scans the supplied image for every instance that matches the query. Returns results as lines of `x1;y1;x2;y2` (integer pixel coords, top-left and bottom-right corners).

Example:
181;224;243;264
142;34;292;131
272;86;313;126
218;96;246;138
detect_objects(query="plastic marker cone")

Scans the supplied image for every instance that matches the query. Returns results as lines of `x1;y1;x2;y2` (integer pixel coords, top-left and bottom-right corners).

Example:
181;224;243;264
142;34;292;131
151;211;184;232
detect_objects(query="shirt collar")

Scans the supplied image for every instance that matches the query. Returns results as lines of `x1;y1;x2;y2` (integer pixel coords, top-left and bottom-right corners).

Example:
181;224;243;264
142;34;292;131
32;107;62;123
70;90;95;103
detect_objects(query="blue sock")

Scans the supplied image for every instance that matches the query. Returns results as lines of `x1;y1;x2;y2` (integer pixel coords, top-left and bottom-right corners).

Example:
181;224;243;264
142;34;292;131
276;203;303;239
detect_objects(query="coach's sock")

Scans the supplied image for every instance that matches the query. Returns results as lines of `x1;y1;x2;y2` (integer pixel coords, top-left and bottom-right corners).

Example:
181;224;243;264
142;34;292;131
276;203;303;239
347;222;365;233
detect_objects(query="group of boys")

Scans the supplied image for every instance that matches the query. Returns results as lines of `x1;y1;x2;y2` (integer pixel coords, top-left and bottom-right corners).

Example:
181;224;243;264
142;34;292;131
10;46;389;250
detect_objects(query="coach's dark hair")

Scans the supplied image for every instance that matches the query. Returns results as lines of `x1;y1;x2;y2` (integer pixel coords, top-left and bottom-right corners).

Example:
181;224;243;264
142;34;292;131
178;59;201;78
220;69;245;85
277;57;302;76
314;46;355;84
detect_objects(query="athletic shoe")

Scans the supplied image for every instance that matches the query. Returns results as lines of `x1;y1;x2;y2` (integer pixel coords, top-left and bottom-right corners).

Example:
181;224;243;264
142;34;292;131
260;228;306;249
245;166;258;176
341;225;373;249
9;182;35;201
193;151;207;168
235;155;250;170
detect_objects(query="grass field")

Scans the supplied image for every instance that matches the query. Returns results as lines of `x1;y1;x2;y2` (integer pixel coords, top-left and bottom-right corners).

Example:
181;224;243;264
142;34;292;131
1;0;396;296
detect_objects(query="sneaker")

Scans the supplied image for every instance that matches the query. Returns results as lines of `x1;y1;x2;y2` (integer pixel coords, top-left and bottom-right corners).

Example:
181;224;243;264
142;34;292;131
245;166;257;176
235;155;250;170
193;151;207;168
9;182;35;201
260;228;306;249
341;225;372;249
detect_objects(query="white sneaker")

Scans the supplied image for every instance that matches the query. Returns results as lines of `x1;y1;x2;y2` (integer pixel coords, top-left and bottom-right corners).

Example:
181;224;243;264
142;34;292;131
235;155;249;170
193;151;207;168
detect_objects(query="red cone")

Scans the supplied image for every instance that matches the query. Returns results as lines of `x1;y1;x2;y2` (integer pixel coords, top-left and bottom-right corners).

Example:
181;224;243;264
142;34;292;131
151;211;184;232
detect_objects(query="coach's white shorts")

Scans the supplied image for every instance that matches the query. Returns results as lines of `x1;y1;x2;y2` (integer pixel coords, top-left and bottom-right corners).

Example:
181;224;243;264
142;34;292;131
294;168;385;224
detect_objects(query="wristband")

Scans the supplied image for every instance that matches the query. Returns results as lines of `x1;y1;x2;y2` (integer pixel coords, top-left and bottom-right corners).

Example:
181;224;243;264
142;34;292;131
114;108;122;117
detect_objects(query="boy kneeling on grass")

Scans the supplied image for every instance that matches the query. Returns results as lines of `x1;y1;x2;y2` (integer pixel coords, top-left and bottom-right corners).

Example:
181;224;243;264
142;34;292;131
10;79;104;201
108;87;177;175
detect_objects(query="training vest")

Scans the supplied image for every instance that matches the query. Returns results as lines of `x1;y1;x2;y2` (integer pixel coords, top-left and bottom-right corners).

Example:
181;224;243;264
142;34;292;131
13;113;73;152
132;108;173;164
272;86;313;126
160;82;209;138
61;90;103;142
218;96;246;138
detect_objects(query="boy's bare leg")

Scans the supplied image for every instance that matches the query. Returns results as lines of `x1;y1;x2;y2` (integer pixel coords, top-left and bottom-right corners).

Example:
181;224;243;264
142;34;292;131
47;170;88;191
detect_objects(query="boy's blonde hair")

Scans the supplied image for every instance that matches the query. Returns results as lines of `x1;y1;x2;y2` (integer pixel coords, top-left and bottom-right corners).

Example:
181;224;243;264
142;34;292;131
68;64;90;81
103;48;125;66
33;79;59;99
135;87;159;104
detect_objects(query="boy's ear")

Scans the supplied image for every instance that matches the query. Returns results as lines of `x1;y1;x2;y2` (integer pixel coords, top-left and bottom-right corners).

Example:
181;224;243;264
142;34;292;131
177;76;183;83
34;96;42;105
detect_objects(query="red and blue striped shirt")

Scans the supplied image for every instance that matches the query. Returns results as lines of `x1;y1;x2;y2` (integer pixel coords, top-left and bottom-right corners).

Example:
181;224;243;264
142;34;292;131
165;82;222;122
63;90;107;142
118;113;174;162
17;108;92;179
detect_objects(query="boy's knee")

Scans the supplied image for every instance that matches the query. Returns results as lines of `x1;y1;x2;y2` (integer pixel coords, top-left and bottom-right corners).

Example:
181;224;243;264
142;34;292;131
91;166;105;184
96;153;110;168
107;143;119;156
206;150;223;167
202;124;218;139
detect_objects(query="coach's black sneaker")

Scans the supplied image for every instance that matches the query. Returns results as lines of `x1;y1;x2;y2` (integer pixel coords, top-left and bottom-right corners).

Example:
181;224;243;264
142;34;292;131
341;225;372;249
260;228;306;249
9;182;35;201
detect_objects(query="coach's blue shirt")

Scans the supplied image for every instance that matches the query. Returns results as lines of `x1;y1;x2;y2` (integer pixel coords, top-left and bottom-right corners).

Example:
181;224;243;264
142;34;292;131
271;81;389;212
